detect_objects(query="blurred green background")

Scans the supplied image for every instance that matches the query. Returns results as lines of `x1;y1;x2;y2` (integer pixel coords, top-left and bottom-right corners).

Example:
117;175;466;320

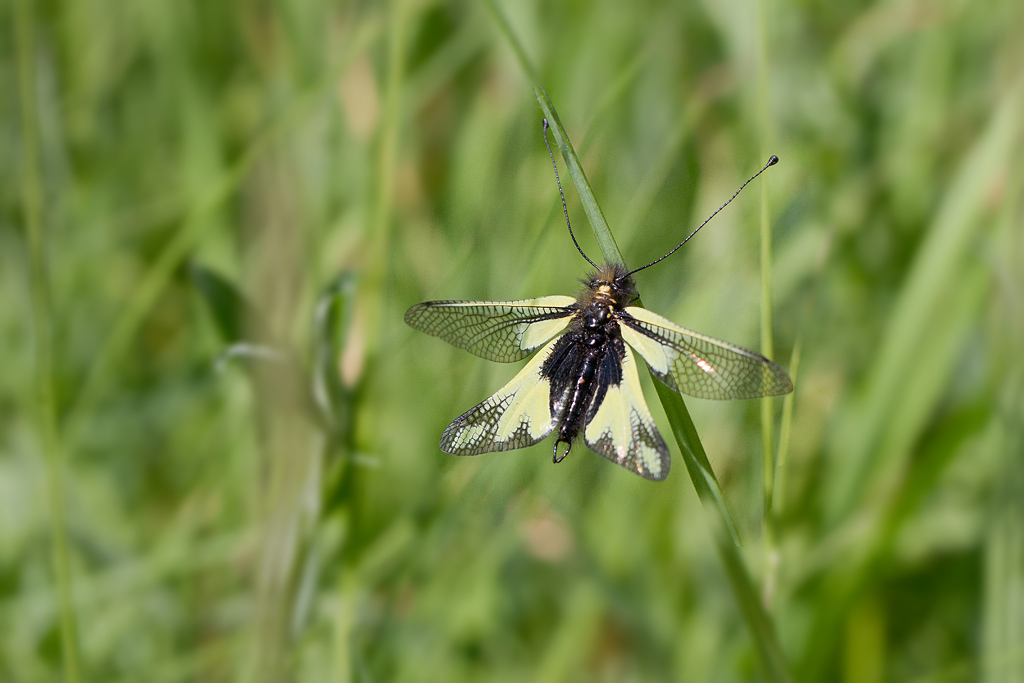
3;0;1023;680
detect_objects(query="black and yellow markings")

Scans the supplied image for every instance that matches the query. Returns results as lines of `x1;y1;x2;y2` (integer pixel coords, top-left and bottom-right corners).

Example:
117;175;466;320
439;336;563;455
405;123;789;481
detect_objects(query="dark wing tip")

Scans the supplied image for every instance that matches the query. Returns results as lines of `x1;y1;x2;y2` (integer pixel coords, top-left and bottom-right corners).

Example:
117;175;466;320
764;360;795;396
439;418;470;455
438;428;456;455
404;302;425;327
405;301;448;330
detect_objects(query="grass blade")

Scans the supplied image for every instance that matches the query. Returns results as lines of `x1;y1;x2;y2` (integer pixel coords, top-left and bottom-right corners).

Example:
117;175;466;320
312;271;358;434
188;262;254;344
14;1;82;679
756;0;778;525
533;88;625;268
771;336;802;517
541;88;792;683
533;90;741;541
503;40;791;681
481;0;540;84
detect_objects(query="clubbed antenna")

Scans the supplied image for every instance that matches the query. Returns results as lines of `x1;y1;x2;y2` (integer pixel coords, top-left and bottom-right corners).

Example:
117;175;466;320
627;155;779;276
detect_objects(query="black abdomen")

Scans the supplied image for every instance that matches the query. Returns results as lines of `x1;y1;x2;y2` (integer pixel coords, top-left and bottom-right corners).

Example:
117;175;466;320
557;344;602;443
541;304;625;455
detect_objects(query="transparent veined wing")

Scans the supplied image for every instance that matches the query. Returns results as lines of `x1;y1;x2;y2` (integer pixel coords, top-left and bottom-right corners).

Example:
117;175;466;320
440;336;572;455
404;296;577;362
584;344;670;480
617;306;793;400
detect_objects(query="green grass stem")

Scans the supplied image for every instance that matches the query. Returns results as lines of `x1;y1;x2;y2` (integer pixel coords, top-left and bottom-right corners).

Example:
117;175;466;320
771;336;801;517
756;0;779;556
982;135;1024;683
364;0;407;346
530;89;743;545
14;1;82;679
533;89;625;268
482;0;541;85
483;8;793;671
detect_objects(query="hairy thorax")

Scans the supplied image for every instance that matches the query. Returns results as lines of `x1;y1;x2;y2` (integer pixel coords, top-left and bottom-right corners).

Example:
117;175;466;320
575;262;637;313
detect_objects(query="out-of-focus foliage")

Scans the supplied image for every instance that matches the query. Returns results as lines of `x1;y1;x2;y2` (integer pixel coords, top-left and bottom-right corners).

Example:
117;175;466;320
2;0;1022;681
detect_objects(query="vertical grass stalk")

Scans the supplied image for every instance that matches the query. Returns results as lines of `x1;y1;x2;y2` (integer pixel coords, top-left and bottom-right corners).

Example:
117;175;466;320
756;0;778;526
481;13;793;674
536;86;792;683
365;0;407;344
14;1;82;679
982;141;1024;683
485;5;791;677
771;337;801;516
755;0;785;617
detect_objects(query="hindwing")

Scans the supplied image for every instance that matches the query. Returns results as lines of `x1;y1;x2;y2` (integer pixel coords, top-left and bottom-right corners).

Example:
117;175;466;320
440;336;571;455
583;344;670;481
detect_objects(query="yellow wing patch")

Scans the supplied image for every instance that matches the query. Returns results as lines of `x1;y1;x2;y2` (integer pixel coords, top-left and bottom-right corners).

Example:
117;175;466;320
619;322;669;374
518;297;575;349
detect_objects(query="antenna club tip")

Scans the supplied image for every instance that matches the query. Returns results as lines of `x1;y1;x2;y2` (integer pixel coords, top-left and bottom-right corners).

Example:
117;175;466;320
768;154;779;166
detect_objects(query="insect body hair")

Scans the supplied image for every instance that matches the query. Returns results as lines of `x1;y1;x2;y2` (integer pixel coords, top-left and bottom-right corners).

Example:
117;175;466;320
576;262;637;309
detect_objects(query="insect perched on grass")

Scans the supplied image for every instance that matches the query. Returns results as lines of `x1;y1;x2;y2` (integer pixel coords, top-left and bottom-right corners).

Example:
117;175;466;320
405;119;792;481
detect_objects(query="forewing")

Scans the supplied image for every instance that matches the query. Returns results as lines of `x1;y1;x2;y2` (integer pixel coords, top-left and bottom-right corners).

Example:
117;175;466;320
405;296;576;362
618;307;793;400
584;345;670;481
440;337;571;455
